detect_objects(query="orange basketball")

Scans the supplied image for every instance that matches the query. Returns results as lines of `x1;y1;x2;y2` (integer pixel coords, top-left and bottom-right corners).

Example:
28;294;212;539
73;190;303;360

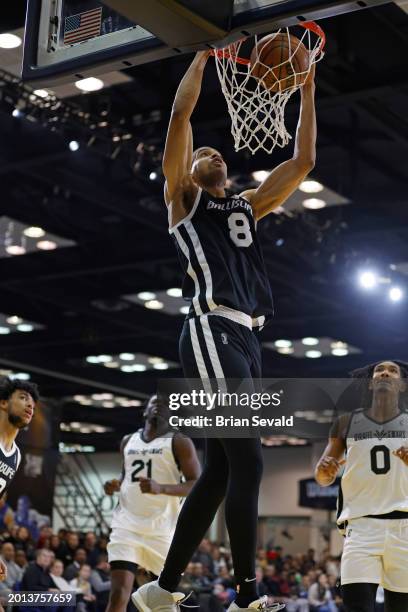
250;33;310;92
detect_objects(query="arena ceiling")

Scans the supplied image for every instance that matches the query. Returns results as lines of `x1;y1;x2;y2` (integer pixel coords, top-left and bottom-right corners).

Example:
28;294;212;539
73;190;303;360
1;1;408;449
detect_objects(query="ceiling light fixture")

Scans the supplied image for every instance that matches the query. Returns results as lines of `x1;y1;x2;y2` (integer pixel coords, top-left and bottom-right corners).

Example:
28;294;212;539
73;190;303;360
299;179;323;193
75;77;104;92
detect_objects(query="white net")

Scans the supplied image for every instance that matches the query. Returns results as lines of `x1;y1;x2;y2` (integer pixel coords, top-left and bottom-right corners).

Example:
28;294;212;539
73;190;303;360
213;22;325;155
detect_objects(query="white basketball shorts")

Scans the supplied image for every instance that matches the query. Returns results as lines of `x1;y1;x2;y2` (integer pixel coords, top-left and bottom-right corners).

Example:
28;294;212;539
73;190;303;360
341;517;408;593
107;527;173;576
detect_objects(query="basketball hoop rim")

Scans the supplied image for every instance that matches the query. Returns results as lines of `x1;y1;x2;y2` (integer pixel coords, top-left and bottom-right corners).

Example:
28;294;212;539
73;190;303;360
210;21;326;66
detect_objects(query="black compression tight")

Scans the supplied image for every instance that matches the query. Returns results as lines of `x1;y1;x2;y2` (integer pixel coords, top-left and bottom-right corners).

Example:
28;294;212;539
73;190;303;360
159;437;263;594
342;583;408;612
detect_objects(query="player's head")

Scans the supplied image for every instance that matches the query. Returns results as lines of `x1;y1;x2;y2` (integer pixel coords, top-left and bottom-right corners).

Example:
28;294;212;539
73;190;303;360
351;360;408;406
143;394;170;427
0;377;39;429
191;147;227;189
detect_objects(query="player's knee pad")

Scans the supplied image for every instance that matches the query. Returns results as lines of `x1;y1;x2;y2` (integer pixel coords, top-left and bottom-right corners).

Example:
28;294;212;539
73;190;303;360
341;583;377;612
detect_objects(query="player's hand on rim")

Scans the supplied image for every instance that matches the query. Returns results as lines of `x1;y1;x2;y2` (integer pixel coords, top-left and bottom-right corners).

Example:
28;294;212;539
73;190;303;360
393;446;408;466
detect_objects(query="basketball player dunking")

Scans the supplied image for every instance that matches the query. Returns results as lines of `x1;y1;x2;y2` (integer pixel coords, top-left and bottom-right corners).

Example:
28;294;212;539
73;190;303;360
133;51;316;612
104;395;200;612
0;377;38;584
315;361;408;612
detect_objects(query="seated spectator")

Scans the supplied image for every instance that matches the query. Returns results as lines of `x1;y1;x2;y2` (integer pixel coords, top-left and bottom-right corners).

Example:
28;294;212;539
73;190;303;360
308;573;337;612
70;564;97;612
83;532;99;568
255;567;268;598
59;532;80;567
50;559;72;591
192;539;215;578
190;562;212;595
15;549;28;571
256;548;268;569
263;564;280;597
21;548;55;592
50;535;61;557
64;548;87;581
14;526;36;559
90;554;111;612
285;586;309;612
216;566;234;590
0;542;23;589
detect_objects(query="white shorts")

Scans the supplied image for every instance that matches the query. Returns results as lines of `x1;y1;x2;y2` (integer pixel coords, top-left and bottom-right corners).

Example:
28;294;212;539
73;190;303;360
341;517;408;593
107;527;173;576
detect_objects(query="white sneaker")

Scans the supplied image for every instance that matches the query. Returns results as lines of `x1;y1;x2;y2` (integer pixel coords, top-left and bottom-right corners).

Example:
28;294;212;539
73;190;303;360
131;580;189;612
227;595;285;612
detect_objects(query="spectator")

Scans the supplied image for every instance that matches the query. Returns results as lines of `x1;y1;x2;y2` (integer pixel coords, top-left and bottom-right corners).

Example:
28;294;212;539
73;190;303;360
15;549;28;570
263;564;280;597
21;548;56;592
59;532;80;566
50;559;72;591
190;562;212;595
14;526;35;559
308;573;336;612
90;554;111;612
64;548;87;581
192;539;215;577
255;566;268;598
0;542;23;588
83;532;99;568
50;535;61;557
70;564;97;612
256;548;268;569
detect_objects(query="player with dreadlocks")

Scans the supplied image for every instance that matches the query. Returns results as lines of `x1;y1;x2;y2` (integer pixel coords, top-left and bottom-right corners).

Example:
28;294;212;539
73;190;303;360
315;361;408;612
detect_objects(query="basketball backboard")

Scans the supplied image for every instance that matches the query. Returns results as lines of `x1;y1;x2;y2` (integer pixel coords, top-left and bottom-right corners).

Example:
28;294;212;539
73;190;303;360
22;0;391;86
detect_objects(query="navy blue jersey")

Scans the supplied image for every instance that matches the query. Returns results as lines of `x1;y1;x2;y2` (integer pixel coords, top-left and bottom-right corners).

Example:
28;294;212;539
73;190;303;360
0;442;21;498
169;187;273;329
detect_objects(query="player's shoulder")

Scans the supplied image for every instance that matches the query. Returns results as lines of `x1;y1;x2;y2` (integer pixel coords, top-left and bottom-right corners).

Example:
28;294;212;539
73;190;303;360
238;189;256;205
330;412;352;439
120;432;137;453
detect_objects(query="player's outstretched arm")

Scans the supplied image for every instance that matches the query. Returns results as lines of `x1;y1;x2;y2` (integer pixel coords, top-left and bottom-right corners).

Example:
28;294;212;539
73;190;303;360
163;51;211;205
240;65;316;220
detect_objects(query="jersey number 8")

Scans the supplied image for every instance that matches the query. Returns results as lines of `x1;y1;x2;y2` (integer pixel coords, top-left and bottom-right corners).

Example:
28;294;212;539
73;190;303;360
228;213;253;248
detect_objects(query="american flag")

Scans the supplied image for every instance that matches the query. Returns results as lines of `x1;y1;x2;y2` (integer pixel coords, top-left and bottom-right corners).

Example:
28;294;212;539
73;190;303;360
64;7;102;45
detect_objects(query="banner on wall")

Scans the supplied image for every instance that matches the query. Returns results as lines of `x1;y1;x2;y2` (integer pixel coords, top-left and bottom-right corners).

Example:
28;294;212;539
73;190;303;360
298;477;340;511
7;401;60;537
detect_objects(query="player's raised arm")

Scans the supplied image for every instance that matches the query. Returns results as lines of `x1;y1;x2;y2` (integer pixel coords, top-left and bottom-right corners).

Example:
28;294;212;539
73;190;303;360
315;414;348;486
240;65;316;220
163;51;211;205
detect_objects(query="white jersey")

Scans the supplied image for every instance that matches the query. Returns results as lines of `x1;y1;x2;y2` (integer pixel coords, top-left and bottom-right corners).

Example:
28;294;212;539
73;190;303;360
337;409;408;525
111;430;182;536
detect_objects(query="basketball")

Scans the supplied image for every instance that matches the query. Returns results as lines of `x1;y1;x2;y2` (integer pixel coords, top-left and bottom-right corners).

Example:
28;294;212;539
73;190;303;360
250;32;310;92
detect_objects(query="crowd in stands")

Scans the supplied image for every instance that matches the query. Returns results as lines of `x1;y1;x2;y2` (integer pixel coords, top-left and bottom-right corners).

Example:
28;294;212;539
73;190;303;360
0;513;385;612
